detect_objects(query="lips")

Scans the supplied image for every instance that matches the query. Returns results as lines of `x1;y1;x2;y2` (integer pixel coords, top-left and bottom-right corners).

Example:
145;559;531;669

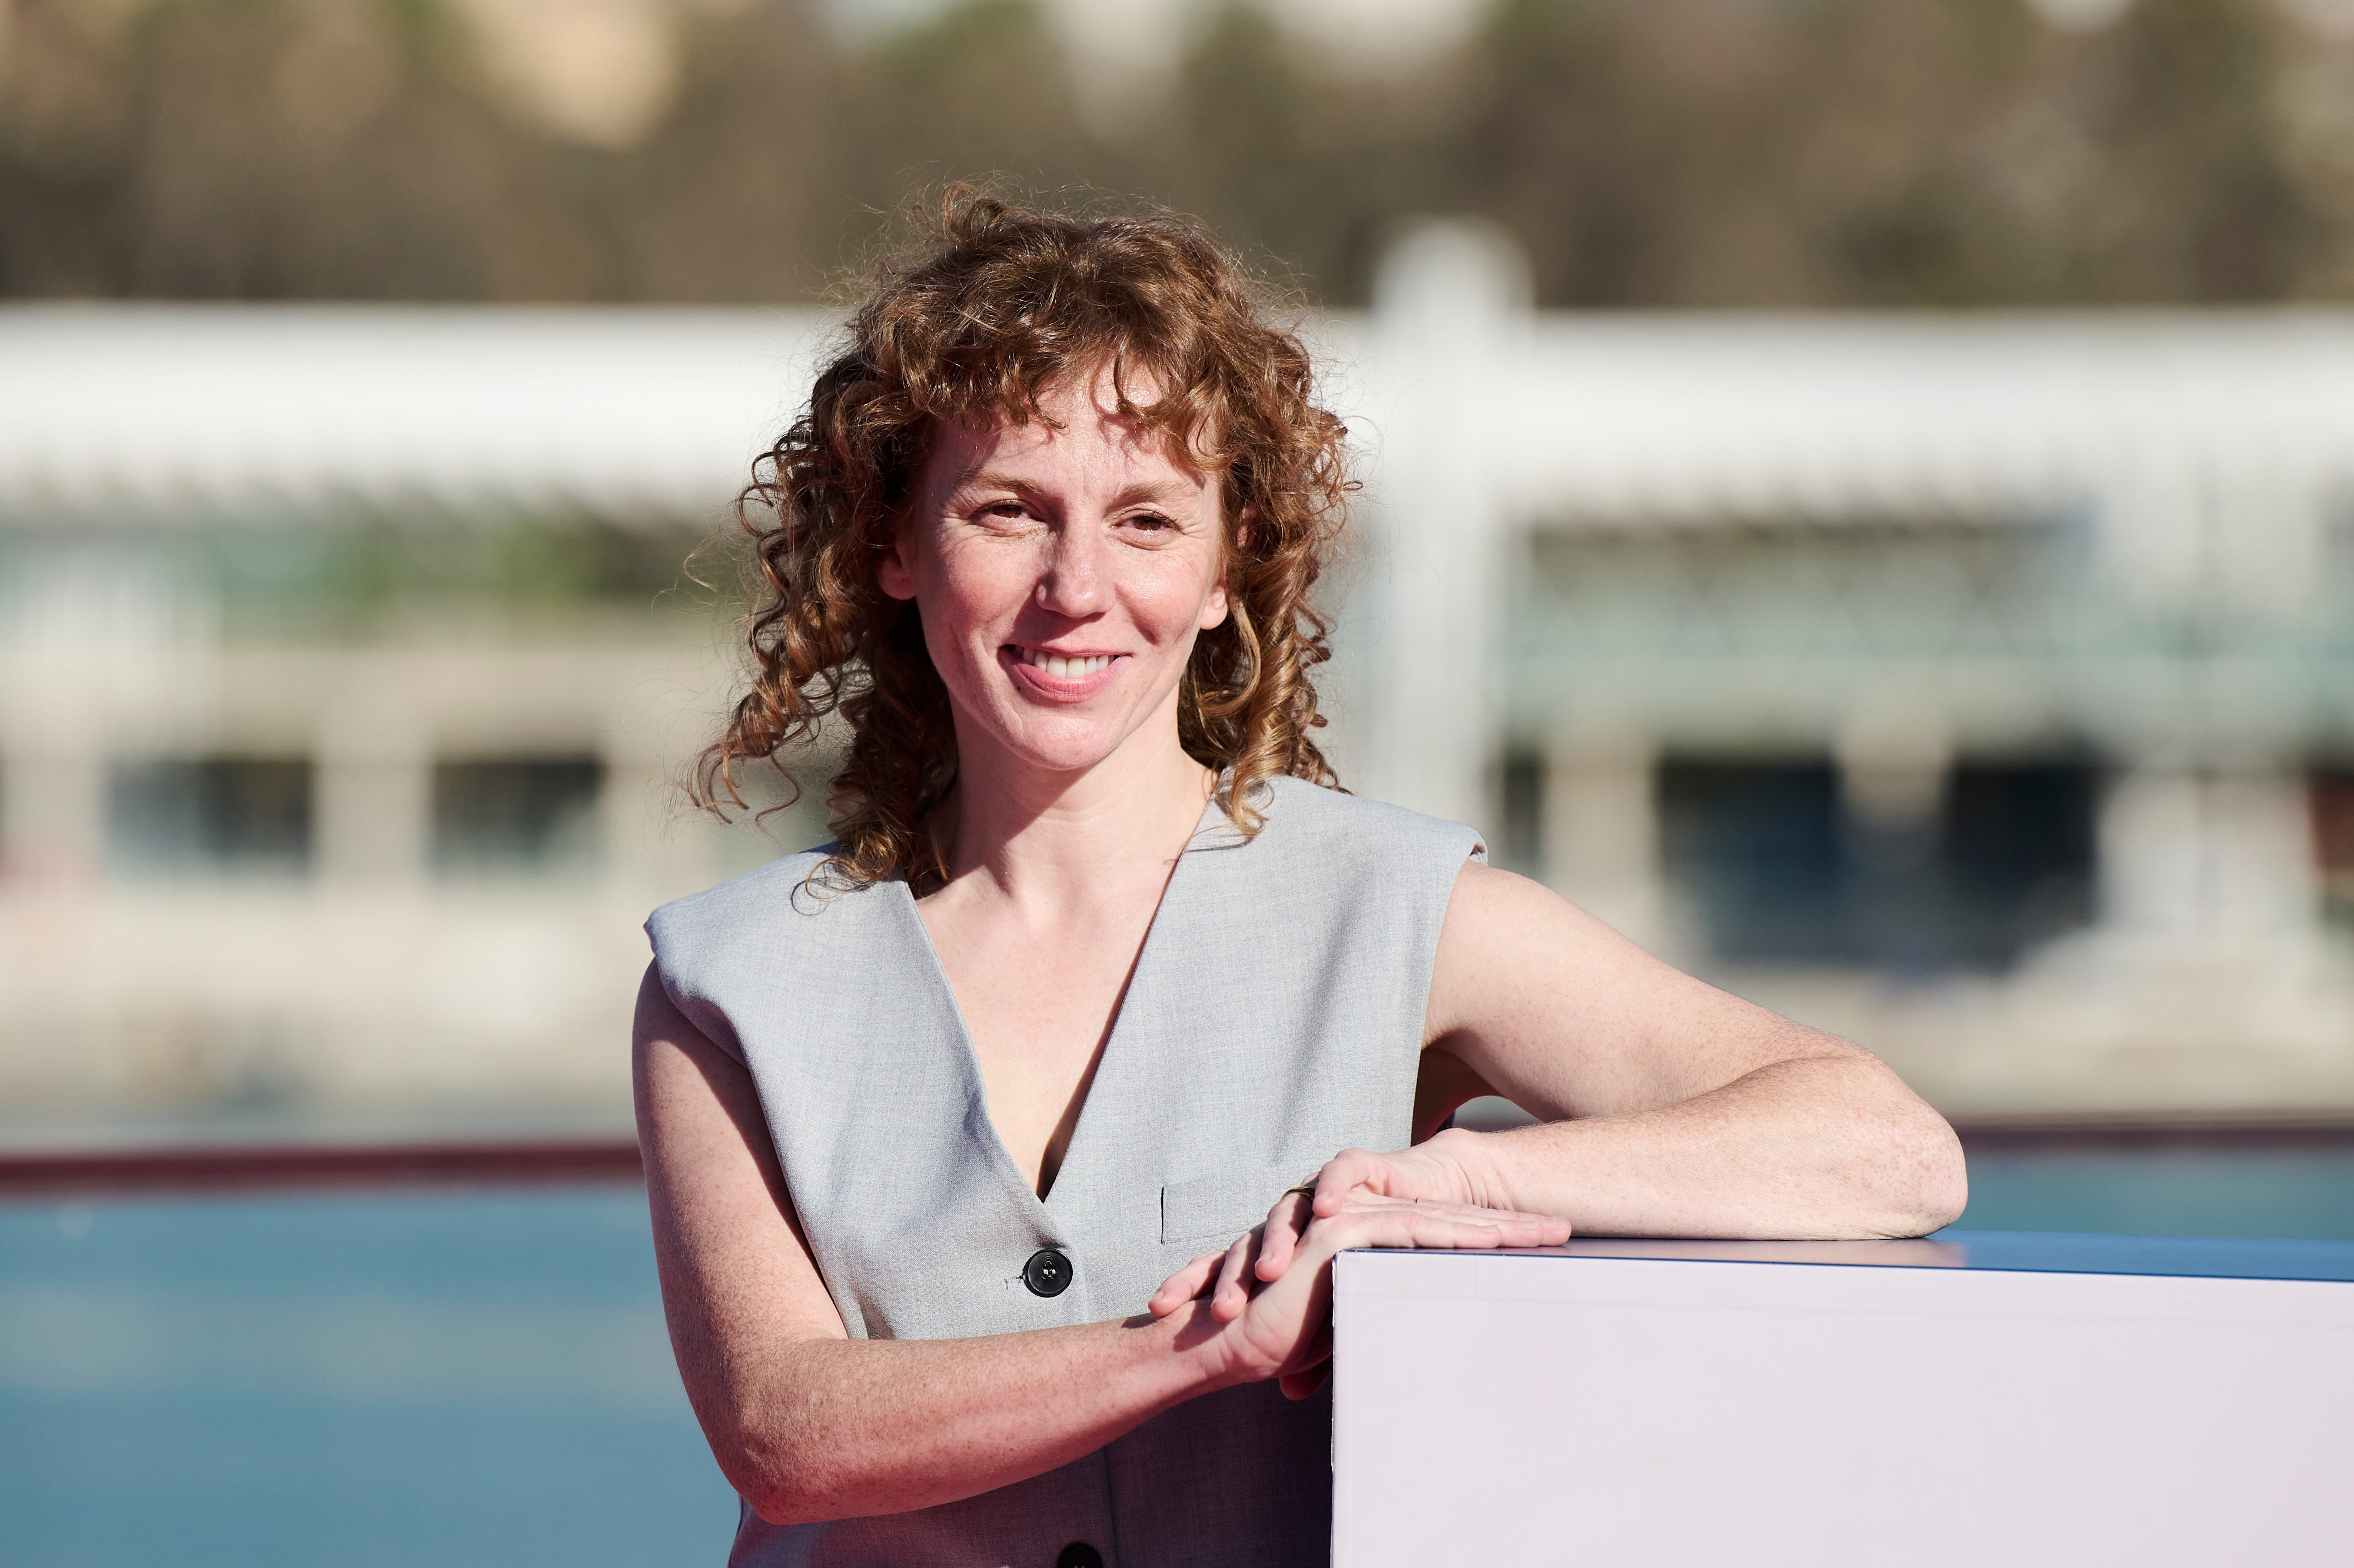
1002;644;1125;700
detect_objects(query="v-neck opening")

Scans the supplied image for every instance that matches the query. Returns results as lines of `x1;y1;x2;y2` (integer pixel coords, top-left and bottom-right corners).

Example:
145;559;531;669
893;795;1220;1214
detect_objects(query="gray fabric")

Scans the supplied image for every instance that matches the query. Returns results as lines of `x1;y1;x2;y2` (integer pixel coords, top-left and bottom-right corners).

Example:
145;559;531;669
645;775;1484;1568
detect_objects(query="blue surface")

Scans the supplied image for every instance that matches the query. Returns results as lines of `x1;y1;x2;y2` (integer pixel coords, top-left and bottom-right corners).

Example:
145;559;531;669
1516;1229;2354;1281
1959;1146;2354;1241
0;1186;736;1568
1937;1227;2354;1280
2;1148;2351;1566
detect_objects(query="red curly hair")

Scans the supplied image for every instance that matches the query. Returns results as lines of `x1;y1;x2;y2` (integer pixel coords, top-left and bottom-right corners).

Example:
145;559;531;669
694;187;1356;887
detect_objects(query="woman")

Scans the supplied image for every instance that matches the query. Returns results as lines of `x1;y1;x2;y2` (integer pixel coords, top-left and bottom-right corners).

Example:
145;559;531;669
636;191;1966;1567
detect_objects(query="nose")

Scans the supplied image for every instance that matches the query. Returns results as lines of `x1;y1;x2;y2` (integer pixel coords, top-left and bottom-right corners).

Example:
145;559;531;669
1034;518;1111;619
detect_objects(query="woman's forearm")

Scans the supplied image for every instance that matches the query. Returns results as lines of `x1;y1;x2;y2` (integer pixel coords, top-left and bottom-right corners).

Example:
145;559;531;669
720;1301;1235;1526
1439;1049;1966;1240
1418;864;1965;1240
636;979;1248;1530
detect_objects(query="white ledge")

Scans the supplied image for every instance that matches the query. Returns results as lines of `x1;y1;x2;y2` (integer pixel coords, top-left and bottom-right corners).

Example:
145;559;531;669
1332;1231;2354;1566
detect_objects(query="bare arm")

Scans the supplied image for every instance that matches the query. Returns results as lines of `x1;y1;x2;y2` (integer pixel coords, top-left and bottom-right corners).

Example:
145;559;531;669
635;964;1226;1524
1415;863;1965;1238
1248;865;1964;1269
633;962;1559;1523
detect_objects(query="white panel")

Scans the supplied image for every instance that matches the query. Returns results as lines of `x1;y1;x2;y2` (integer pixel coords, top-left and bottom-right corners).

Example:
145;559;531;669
1334;1250;2354;1567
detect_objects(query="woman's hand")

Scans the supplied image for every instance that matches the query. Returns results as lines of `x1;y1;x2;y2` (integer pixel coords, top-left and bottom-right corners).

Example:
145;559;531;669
1261;1133;1499;1280
1145;1146;1568;1399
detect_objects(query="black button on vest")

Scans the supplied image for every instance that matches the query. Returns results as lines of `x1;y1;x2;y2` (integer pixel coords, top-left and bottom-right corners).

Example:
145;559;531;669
1056;1544;1103;1568
1022;1247;1072;1297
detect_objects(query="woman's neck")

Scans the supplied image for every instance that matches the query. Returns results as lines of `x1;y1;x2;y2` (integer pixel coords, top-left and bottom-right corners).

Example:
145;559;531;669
933;714;1214;917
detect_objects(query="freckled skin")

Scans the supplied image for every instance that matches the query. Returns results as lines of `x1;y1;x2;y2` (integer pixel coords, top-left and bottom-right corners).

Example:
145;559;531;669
877;372;1231;793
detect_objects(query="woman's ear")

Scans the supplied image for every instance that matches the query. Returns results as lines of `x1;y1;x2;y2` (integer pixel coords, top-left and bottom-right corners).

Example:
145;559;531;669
1199;578;1231;631
1200;502;1252;631
876;521;920;602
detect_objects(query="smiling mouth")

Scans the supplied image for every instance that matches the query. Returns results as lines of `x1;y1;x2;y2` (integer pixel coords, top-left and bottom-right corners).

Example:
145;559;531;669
1013;648;1119;679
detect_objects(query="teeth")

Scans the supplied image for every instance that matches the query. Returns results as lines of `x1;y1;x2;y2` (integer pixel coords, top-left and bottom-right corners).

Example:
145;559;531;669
1022;650;1115;678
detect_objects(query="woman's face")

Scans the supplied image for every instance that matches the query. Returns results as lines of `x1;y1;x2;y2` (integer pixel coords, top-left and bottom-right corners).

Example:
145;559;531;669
879;362;1231;783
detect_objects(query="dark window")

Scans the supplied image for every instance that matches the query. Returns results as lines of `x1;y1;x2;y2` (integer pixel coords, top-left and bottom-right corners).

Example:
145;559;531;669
1494;750;1545;875
2316;771;2354;928
1940;765;2098;962
1660;762;1849;964
109;757;312;873
1660;758;2096;973
432;757;603;871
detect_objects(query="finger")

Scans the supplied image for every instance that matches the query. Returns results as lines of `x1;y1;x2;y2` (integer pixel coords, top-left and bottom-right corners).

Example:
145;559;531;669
1147;1251;1226;1316
1407;1204;1564;1250
1254;1190;1314;1283
1310;1148;1382;1217
1453;1204;1573;1246
1319;1207;1516;1254
1408;1211;1502;1250
1405;1205;1569;1248
1403;1205;1572;1243
1211;1229;1259;1321
1278;1321;1335;1402
1329;1194;1575;1247
1279;1362;1333;1401
1279;1320;1335;1381
1329;1193;1551;1224
1149;1251;1221;1310
1455;1201;1572;1236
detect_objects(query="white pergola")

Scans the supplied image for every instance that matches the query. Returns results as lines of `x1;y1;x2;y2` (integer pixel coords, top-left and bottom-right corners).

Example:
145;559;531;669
1346;228;2354;831
6;260;2354;1117
5;254;2352;936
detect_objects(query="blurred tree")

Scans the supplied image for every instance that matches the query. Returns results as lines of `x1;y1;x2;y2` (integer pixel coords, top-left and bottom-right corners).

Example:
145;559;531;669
1151;4;1387;301
4;0;2354;307
809;0;1119;281
1;0;591;297
628;0;834;300
2017;0;2319;301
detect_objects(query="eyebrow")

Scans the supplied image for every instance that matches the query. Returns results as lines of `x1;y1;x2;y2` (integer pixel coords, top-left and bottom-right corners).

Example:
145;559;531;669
953;471;1036;496
953;471;1202;507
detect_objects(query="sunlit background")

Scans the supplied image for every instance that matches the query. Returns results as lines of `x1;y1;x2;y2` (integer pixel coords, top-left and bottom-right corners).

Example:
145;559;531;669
5;0;2354;1563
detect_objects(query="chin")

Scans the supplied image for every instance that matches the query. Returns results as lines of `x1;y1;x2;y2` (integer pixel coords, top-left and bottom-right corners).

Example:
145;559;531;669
990;704;1146;777
1004;728;1132;777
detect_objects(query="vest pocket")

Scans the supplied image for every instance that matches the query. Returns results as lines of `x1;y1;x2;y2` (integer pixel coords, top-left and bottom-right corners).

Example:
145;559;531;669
1159;1163;1316;1248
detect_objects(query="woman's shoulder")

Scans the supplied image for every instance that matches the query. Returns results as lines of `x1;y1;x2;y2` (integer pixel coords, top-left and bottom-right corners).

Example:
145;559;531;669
644;846;889;968
1217;774;1487;873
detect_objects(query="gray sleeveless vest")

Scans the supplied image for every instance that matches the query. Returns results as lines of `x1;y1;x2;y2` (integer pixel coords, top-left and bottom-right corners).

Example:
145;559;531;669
645;775;1484;1568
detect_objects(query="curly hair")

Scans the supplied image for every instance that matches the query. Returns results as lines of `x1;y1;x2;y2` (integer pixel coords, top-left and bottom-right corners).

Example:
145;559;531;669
693;187;1355;888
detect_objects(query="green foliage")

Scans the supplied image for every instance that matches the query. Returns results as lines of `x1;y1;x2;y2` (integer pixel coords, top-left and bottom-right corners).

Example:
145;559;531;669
185;516;724;631
2;0;2351;306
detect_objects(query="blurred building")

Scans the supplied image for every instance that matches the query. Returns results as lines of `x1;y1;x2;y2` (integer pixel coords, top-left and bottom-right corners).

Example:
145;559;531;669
0;304;836;1140
1351;229;2354;1121
5;232;2354;1138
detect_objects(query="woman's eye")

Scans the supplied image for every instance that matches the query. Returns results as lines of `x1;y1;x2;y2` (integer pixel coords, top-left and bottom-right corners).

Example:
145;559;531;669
1126;512;1173;532
979;502;1026;521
